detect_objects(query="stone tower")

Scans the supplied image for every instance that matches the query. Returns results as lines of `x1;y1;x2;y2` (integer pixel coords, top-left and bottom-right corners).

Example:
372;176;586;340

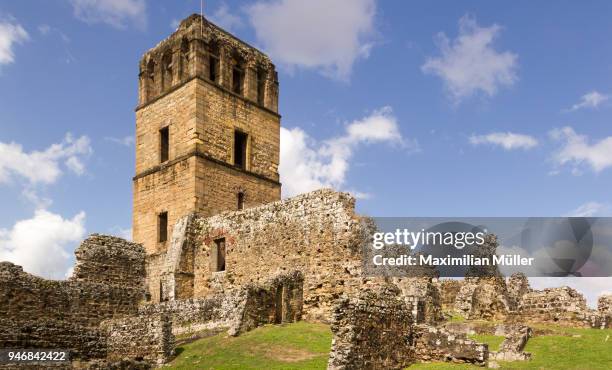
133;14;281;254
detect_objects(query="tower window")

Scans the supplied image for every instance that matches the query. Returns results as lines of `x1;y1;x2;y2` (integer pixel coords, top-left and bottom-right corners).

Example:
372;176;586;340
213;238;226;272
160;127;169;163
209;55;219;82
232;66;244;95
234;130;248;169
256;69;265;105
158;212;168;243
237;192;245;210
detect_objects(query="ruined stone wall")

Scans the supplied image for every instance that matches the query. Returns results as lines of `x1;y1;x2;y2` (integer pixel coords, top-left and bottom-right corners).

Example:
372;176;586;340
519;287;587;322
506;273;531;310
437;279;463;311
147;189;367;322
598;294;612;314
394;277;444;324
454;277;510;320
140;271;303;338
100;313;174;365
412;325;488;366
0;235;146;360
327;285;415;370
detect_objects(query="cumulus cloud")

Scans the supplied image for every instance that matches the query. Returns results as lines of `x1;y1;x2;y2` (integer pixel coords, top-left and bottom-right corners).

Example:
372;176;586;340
0;134;92;185
469;132;538;150
105;135;134;147
210;3;243;32
566;202;612;217
70;0;146;29
550;126;612;173
280;106;414;197
247;0;376;80
0;18;29;66
0;209;86;279
422;15;518;102
566;91;609;112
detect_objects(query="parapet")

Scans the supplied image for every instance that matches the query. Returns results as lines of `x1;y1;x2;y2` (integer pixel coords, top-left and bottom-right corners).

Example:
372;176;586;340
137;14;279;113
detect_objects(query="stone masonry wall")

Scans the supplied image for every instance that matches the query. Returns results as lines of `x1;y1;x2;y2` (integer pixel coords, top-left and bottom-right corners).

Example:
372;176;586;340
147;189;367;322
100;313;174;365
0;235;146;360
519;286;587;322
327;285;415;370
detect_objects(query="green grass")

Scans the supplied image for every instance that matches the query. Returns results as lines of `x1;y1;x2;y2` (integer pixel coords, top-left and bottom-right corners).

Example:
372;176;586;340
409;325;612;370
166;321;332;369
167;322;612;370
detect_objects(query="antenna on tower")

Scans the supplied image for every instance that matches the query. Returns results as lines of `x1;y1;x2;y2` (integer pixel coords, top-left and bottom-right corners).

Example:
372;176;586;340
200;0;204;37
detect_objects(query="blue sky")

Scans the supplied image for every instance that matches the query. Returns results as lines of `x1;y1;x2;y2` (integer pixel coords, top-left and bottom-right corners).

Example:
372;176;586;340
0;0;610;302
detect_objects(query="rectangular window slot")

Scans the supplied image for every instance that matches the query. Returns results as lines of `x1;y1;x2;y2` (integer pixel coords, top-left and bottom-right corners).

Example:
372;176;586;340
158;212;168;243
159;127;169;163
234;130;248;169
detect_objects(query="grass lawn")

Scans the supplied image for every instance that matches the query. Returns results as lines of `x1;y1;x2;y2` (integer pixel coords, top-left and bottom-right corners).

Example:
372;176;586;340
409;325;612;370
166;321;332;369
166;322;612;370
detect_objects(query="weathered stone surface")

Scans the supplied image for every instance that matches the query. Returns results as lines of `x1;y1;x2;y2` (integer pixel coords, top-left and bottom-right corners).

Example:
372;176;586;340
133;14;281;255
506;273;531;310
394;277;444;324
0;235;146;361
490;325;532;361
100;313;174;365
413;325;488;366
146;189;367;322
454;277;510;320
327;284;415;370
519;286;587;322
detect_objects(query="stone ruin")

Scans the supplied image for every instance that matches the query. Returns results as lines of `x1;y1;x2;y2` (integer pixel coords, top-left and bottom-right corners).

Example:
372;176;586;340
490;325;532;362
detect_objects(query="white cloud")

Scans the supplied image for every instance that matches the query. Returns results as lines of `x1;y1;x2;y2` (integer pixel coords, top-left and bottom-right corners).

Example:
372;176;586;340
247;0;376;80
0;134;92;185
109;226;131;240
70;0;146;29
280;106;413;197
38;24;51;35
566;91;609;112
0;18;29;66
422;15;518;102
566;202;612;217
210;3;243;32
0;209;86;279
105;135;134;147
550;126;612;173
469;132;538;150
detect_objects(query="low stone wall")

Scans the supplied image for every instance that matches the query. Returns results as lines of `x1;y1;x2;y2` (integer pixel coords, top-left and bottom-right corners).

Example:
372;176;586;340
327;285;415;370
139;271;304;338
413;325;488;365
0;235;146;361
519;286;587;322
100;313;174;365
490;325;532;362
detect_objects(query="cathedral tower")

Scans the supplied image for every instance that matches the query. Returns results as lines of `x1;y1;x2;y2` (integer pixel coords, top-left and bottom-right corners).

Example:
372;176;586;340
132;15;281;254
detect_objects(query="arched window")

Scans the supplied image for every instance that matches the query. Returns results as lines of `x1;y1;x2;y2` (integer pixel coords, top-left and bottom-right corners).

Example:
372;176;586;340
146;59;156;98
161;51;173;90
179;38;190;80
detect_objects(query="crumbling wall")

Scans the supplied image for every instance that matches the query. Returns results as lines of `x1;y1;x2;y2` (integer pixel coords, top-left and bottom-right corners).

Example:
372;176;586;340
100;313;174;365
454;277;510;320
506;273;531;310
437;279;463;311
327;285;415;370
0;235;146;360
147;189;367;322
598;294;612;315
394;277;444;324
490;325;532;362
519;286;587;322
412;325;488;366
140;271;304;338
